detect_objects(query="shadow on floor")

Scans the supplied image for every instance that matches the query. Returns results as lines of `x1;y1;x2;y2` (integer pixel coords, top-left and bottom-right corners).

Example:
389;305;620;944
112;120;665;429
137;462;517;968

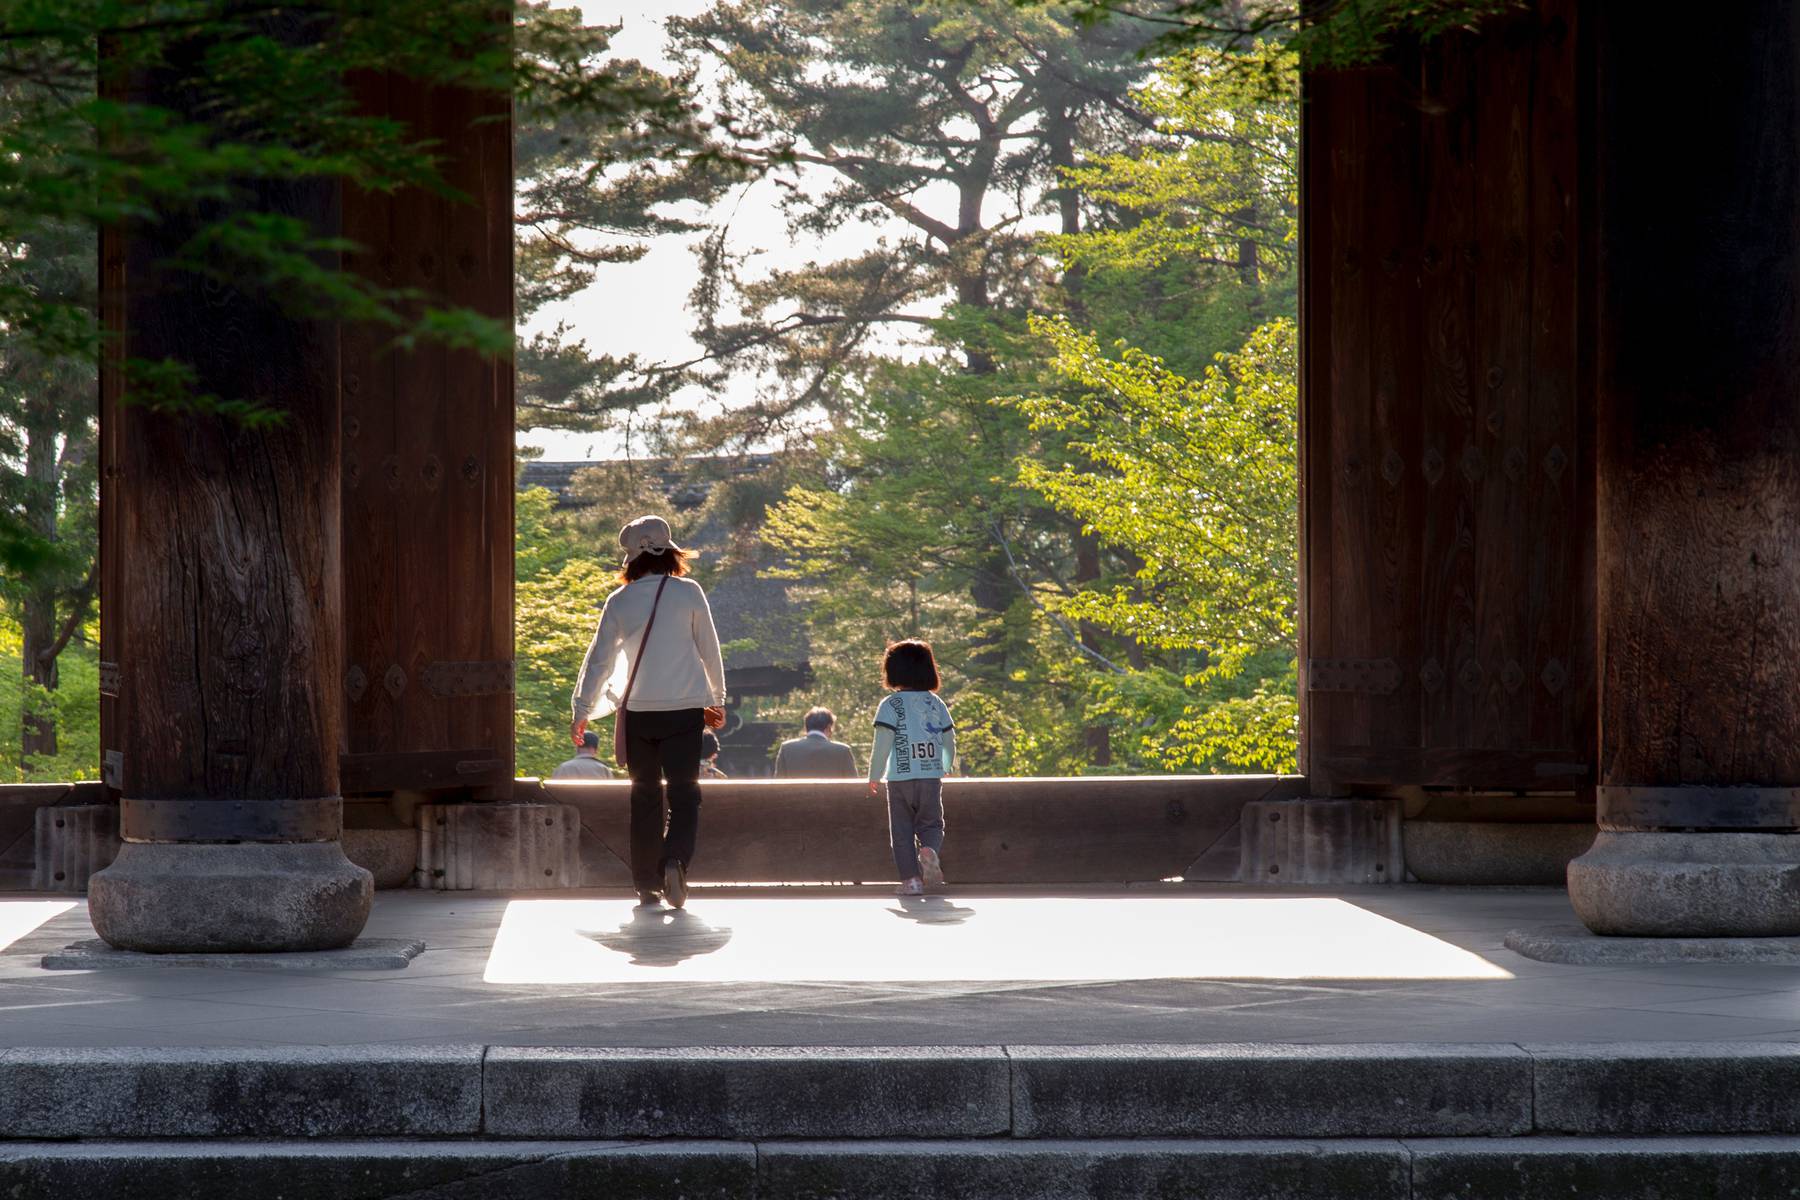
887;897;978;926
582;905;734;967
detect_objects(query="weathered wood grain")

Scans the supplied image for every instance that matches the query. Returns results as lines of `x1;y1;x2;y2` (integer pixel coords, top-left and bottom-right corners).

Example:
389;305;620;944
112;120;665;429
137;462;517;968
111;175;343;804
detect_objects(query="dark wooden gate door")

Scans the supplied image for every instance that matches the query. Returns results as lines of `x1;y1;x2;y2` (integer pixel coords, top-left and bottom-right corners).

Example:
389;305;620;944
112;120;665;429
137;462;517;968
1300;0;1592;795
338;74;515;796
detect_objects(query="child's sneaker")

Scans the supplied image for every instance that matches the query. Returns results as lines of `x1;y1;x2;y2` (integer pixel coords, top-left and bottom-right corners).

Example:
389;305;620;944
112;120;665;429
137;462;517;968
917;846;945;889
897;878;924;897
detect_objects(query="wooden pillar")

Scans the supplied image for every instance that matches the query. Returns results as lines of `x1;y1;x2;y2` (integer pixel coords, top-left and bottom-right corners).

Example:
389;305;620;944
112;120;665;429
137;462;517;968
88;44;371;952
1569;0;1800;936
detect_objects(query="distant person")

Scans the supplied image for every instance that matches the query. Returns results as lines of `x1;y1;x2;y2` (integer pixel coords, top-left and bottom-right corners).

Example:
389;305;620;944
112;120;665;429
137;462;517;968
572;515;727;911
867;640;955;897
552;729;614;780
773;706;859;778
700;729;728;779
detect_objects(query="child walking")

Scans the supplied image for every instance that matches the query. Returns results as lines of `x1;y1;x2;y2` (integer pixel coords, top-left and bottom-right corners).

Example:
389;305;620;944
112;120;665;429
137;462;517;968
867;640;955;896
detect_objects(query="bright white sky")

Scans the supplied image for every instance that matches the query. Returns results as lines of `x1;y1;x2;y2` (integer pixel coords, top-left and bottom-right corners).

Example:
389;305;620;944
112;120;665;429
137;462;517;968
518;1;941;461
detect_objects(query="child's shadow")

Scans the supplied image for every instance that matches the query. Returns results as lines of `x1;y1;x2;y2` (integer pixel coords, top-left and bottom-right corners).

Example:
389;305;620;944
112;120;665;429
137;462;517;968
887;897;977;926
582;905;733;967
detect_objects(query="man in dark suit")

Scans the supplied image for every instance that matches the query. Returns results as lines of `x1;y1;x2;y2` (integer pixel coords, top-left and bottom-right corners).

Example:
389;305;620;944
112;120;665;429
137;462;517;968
773;707;859;778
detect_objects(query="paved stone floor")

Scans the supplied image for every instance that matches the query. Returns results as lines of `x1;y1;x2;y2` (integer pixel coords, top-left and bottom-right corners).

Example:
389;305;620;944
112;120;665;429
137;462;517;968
2;884;1798;1047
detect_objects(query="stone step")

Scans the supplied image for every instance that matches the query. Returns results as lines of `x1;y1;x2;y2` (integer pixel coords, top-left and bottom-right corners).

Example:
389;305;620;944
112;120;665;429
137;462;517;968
2;1137;1798;1200
2;1043;1797;1141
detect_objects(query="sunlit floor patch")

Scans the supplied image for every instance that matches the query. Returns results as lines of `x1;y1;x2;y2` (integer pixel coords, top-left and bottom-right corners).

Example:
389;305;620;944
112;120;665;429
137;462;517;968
0;900;77;954
483;896;1512;984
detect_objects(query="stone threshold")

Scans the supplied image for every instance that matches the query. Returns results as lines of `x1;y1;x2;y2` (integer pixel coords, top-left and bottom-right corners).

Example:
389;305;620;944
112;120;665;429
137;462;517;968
2;1043;1798;1141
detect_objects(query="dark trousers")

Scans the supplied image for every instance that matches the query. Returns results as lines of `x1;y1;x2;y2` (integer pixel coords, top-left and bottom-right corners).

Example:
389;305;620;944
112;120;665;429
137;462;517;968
886;777;945;880
623;706;704;889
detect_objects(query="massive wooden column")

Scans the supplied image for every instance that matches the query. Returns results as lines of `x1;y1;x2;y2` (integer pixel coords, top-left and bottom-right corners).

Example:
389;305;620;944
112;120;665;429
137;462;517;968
89;181;371;952
88;41;372;952
1568;0;1800;936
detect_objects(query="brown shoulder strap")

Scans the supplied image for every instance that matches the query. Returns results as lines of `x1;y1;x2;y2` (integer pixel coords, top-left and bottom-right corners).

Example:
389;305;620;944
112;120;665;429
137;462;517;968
617;573;671;711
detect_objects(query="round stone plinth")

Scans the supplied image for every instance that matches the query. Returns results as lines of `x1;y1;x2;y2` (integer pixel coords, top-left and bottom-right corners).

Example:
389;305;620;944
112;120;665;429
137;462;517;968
1567;831;1800;937
88;842;374;953
1505;924;1800;964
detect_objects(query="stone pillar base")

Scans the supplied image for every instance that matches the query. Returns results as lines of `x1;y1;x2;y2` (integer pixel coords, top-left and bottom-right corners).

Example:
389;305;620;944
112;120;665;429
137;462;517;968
89;842;373;953
1568;831;1800;937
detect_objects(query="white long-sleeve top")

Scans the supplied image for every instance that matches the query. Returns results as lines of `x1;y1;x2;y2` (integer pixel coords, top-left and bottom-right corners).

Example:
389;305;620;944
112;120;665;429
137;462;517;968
572;575;727;720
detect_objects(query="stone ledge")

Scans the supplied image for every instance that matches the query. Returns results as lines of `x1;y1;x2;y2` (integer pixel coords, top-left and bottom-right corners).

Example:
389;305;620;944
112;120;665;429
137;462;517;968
8;1137;1794;1200
1407;1135;1800;1199
0;1140;755;1200
1008;1043;1533;1138
1525;1043;1800;1134
1505;924;1800;964
0;1046;483;1138
3;1043;1800;1143
41;936;425;971
758;1139;1411;1200
484;1046;1011;1139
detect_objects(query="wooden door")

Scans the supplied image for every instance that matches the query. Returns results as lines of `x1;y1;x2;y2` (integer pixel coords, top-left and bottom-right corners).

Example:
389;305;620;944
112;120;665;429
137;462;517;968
338;73;515;796
1300;0;1593;794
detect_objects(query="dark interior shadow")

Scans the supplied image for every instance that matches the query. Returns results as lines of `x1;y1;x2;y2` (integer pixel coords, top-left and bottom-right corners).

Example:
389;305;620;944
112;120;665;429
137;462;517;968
887;897;977;926
582;906;734;967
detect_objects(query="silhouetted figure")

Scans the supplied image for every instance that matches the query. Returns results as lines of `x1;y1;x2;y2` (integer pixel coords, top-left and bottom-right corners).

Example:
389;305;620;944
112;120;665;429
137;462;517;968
701;729;727;779
774;706;859;777
572;515;727;910
552;729;614;780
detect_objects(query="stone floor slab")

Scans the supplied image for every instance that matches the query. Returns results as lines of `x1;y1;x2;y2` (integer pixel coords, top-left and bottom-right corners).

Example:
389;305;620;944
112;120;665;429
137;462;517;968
40;937;426;972
1507;925;1800;965
4;886;1800;1048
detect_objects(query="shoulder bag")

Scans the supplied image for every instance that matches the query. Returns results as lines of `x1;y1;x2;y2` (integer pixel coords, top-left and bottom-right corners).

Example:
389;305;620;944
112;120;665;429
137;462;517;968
613;574;671;770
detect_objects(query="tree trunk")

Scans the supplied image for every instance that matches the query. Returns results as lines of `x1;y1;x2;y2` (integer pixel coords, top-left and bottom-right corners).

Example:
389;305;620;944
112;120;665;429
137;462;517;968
1049;94;1112;766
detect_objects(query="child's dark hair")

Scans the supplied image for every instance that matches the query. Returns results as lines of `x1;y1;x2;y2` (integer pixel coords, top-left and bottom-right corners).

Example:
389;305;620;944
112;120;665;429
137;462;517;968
882;639;940;691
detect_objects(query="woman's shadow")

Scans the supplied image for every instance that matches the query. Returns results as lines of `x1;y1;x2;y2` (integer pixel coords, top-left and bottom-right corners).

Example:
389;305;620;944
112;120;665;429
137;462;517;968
583;904;734;968
887;897;977;926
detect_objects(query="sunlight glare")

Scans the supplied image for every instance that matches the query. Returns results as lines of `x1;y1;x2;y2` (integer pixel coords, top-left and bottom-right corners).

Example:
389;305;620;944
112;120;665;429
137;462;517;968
482;895;1512;985
0;900;77;954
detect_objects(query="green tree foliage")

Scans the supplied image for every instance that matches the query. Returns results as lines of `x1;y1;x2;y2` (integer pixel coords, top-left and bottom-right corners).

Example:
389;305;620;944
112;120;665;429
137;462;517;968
1006;41;1303;773
0;209;97;769
1019;318;1300;772
1050;41;1297;282
513;3;737;436
0;1;660;576
668;0;1156;435
1059;0;1524;67
0;1;687;768
513;486;619;780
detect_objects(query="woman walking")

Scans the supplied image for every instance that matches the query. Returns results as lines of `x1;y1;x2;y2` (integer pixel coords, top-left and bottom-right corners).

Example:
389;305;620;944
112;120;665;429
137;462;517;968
572;516;727;908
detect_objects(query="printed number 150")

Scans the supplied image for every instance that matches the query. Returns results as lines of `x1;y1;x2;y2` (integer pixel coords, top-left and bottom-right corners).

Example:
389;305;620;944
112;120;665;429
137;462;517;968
912;742;938;759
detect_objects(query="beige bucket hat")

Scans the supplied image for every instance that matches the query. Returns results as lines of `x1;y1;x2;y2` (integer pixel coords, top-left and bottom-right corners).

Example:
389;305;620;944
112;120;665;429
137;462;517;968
618;514;683;561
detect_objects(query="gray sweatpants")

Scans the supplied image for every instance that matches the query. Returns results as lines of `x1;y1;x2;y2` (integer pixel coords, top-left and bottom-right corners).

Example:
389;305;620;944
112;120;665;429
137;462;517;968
886;777;945;880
